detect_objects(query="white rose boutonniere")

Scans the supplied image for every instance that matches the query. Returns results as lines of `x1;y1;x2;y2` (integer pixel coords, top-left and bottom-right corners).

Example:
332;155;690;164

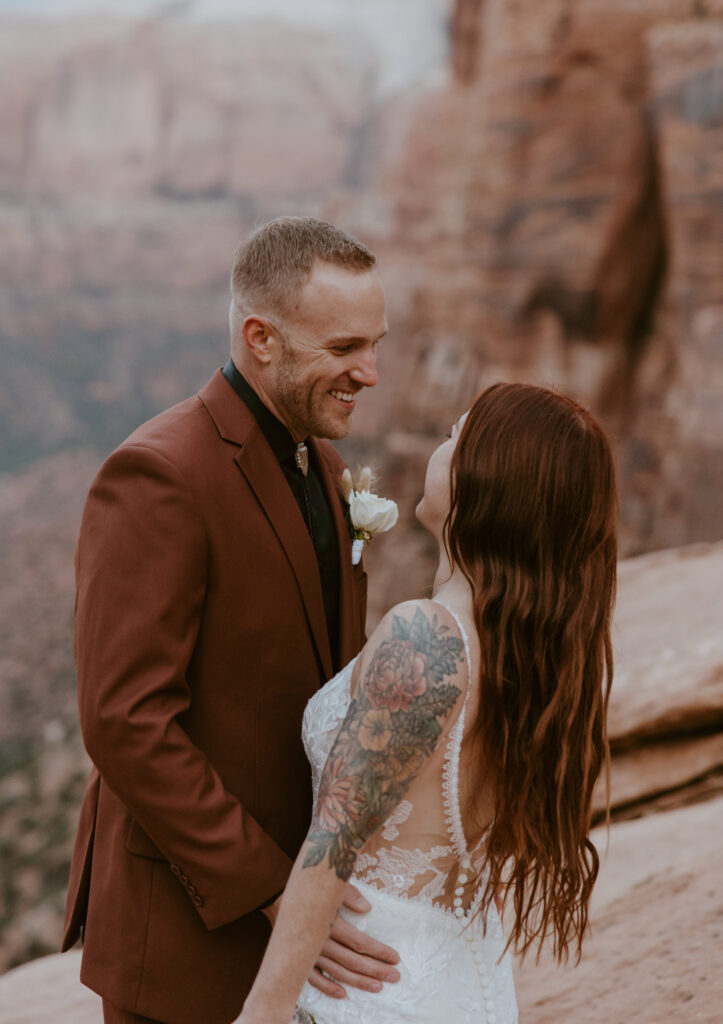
341;467;398;566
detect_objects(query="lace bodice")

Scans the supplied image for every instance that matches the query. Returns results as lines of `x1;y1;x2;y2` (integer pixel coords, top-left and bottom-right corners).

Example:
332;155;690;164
302;602;486;917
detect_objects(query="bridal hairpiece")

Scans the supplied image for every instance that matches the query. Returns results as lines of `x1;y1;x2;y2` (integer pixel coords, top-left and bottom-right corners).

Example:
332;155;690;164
341;466;398;566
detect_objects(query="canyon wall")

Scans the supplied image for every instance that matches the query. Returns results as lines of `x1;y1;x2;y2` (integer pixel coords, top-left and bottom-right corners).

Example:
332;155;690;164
350;0;723;618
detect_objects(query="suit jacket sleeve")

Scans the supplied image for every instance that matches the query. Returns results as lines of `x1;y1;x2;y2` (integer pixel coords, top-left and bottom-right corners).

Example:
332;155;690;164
75;442;292;930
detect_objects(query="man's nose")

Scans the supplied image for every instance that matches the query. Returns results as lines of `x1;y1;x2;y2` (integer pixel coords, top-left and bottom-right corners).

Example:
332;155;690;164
349;347;378;389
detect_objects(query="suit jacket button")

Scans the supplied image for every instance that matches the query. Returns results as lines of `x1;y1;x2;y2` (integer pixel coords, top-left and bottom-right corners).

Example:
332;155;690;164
192;895;204;907
180;874;189;885
170;864;181;876
187;884;197;895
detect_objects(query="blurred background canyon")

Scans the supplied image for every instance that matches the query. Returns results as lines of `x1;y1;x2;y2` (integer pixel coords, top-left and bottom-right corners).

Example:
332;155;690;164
0;0;721;1020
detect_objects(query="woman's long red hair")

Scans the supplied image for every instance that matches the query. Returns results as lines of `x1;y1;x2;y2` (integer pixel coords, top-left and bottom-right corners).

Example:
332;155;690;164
447;382;617;963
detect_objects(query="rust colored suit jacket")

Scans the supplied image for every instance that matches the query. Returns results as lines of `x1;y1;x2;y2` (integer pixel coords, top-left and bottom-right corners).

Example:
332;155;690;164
62;370;367;1024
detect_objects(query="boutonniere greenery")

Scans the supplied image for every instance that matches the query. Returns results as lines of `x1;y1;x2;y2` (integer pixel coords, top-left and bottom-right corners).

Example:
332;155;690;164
341;467;398;566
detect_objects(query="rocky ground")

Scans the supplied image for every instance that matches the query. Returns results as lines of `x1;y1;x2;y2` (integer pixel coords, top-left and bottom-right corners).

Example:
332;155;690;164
514;795;723;1023
594;542;723;821
1;798;720;1023
0;950;99;1024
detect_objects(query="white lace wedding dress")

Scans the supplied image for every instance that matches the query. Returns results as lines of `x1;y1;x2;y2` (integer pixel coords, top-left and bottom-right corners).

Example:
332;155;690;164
297;604;518;1024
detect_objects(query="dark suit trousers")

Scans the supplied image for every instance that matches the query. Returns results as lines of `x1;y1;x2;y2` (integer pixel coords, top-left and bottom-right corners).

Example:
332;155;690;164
103;1000;166;1024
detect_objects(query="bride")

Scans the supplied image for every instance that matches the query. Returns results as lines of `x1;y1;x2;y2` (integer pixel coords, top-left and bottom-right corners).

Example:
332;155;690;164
237;381;617;1024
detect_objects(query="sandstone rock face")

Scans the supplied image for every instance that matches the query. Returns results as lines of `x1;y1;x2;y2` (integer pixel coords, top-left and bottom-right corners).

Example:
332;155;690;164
515;795;723;1023
451;0;485;82
0;950;99;1024
0;16;375;201
637;21;723;548
608;543;723;745
594;730;723;819
592;542;723;822
344;0;723;622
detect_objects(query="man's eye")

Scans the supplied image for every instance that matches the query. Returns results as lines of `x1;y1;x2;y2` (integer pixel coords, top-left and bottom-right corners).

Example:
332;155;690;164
333;346;353;355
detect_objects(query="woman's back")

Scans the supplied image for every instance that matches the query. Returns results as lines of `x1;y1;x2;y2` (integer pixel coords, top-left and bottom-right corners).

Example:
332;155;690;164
348;601;487;915
298;599;518;1023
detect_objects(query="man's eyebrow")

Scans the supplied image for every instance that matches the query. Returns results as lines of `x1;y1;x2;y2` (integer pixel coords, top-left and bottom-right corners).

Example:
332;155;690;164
327;329;388;345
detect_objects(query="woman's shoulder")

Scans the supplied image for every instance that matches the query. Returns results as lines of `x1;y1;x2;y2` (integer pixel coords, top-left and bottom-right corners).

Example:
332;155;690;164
356;598;469;694
371;598;466;643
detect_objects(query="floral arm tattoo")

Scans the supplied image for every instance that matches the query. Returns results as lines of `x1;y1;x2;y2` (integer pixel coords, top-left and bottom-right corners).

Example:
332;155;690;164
304;606;465;881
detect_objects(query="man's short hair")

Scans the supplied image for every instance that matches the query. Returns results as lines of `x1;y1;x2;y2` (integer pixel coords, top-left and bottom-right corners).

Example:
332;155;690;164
230;217;376;324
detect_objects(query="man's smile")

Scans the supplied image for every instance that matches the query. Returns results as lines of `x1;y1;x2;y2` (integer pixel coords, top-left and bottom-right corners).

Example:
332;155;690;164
330;388;357;408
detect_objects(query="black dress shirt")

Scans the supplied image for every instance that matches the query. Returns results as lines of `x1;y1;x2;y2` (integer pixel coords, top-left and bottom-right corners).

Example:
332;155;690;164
222;359;341;672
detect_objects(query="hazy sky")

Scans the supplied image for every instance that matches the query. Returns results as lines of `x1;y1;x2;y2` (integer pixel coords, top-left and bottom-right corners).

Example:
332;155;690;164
0;0;449;95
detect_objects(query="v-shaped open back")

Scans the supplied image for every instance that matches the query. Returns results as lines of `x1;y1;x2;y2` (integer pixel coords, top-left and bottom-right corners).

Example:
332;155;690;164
303;599;487;918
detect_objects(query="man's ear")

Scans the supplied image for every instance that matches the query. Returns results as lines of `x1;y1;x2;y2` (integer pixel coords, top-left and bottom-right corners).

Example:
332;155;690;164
242;316;275;365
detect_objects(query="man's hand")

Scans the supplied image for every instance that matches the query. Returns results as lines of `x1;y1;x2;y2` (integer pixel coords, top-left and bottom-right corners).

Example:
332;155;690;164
262;883;400;999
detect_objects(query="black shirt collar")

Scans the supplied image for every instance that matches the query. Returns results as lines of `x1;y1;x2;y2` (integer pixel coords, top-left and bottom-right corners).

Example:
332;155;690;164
222;358;303;465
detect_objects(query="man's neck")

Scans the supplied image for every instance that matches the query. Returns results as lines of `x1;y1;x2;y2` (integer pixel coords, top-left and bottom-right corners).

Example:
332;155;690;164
231;358;305;443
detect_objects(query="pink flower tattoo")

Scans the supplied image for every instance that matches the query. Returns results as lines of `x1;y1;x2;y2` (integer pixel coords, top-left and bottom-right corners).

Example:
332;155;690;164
365;638;428;712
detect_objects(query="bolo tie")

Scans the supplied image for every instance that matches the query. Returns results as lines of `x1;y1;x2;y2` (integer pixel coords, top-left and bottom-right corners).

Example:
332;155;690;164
295;442;309;477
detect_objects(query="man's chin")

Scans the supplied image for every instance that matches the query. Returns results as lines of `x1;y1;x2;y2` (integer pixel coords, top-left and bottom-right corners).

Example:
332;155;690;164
319;421;351;441
311;411;353;440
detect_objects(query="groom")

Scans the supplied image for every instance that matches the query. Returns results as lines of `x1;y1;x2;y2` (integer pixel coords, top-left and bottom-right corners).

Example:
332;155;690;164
63;217;398;1023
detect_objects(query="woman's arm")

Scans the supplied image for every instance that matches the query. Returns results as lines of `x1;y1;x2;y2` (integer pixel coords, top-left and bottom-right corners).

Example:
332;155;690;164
260;881;401;999
237;601;467;1024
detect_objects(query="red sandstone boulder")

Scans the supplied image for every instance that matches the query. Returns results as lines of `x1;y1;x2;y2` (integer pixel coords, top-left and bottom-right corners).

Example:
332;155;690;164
514;795;723;1023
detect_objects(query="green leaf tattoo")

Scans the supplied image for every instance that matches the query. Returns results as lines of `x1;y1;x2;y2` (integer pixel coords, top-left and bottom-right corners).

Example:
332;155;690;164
304;606;465;881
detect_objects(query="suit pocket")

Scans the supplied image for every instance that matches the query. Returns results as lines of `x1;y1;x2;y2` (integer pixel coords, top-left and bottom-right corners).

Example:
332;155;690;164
126;818;166;861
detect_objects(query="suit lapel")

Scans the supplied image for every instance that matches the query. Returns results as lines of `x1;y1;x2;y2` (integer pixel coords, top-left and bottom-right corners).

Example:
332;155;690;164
312;438;362;666
199;371;334;680
235;438;334;681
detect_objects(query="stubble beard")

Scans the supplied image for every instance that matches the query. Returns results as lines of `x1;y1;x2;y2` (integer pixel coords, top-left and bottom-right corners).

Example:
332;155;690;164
274;346;351;440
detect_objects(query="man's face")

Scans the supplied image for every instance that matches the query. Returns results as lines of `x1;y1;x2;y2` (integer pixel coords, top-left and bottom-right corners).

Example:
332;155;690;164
266;262;387;440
